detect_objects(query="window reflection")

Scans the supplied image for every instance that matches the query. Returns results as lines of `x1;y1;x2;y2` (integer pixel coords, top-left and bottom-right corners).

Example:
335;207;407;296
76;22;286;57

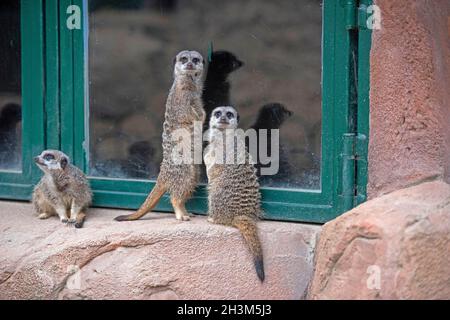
88;0;322;189
0;0;22;171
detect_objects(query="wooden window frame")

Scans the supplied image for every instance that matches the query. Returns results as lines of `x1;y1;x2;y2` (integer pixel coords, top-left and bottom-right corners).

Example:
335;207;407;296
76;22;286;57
0;0;372;224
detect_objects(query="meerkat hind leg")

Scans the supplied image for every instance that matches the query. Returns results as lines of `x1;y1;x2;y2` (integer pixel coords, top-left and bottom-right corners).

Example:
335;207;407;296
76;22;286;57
38;212;53;219
35;198;56;220
171;197;191;221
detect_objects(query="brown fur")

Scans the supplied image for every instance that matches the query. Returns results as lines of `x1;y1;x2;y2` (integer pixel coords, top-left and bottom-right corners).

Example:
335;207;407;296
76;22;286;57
115;50;205;222
204;106;265;281
32;150;92;228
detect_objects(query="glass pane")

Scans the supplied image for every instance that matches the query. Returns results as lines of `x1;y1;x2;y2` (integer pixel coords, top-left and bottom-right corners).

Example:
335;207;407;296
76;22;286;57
88;0;322;189
0;0;22;171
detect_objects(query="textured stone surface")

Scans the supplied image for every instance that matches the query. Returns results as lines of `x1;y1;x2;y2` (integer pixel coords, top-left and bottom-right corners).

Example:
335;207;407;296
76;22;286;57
0;201;320;300
309;181;450;300
369;0;450;198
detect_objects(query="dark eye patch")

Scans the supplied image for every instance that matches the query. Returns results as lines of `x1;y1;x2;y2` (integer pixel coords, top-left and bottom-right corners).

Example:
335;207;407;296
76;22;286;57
43;154;55;161
60;157;68;169
180;56;188;63
226;112;234;119
214;111;222;118
192;57;200;64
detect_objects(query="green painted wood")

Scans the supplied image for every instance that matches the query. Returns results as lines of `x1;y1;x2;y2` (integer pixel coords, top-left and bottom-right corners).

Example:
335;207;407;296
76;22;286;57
45;0;61;151
73;0;87;170
0;0;371;223
356;0;372;205
0;0;45;200
59;0;75;162
0;0;371;221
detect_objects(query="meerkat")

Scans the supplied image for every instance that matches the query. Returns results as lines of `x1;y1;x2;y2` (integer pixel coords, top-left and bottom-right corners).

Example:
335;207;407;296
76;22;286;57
32;150;92;228
204;106;265;282
115;50;205;222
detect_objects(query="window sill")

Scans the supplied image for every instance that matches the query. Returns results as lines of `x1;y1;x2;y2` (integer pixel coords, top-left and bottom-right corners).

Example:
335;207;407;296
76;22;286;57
0;200;321;299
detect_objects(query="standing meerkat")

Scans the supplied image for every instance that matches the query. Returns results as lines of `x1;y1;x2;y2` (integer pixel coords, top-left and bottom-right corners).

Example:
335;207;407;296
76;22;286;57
33;150;92;228
204;106;265;282
115;50;205;222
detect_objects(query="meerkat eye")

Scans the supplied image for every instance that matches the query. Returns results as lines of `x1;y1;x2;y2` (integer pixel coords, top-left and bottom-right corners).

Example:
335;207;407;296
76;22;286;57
226;112;234;119
192;57;200;64
43;154;54;161
214;111;222;118
180;56;188;63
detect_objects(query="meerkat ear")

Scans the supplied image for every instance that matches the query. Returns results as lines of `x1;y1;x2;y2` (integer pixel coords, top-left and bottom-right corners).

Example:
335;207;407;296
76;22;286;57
60;157;68;169
237;114;240;123
173;57;177;65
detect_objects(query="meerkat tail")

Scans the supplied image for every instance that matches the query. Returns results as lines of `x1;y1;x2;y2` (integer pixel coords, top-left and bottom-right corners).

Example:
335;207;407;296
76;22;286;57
114;181;166;221
74;212;86;229
232;215;265;282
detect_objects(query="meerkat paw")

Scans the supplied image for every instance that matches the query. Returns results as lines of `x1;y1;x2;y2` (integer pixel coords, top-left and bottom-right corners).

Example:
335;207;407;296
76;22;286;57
38;212;52;220
60;217;68;224
176;214;191;221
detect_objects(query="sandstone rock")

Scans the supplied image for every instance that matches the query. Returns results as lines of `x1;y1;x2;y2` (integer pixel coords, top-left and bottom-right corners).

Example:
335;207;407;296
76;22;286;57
369;0;450;198
0;201;320;300
309;181;450;300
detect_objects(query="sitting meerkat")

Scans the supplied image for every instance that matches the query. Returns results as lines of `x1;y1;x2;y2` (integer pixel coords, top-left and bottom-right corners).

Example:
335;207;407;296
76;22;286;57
204;106;265;282
33;150;92;228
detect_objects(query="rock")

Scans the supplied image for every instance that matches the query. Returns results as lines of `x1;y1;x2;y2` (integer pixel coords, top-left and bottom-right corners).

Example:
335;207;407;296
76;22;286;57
308;181;450;300
0;201;320;300
369;0;450;197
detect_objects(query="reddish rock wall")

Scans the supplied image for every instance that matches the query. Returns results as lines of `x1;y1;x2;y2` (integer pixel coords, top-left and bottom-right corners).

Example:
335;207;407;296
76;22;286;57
309;181;450;300
368;0;450;198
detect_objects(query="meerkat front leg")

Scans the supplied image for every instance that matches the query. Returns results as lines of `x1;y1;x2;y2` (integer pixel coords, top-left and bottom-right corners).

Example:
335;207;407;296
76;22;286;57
171;196;191;221
69;199;81;224
55;205;69;223
69;200;87;228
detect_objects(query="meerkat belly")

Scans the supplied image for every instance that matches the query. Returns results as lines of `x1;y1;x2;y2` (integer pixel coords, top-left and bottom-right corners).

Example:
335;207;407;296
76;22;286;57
209;165;260;220
159;125;199;199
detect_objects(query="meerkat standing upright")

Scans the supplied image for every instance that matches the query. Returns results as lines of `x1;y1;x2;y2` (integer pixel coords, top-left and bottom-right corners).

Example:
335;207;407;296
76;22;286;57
33;150;92;228
204;106;265;282
115;50;205;222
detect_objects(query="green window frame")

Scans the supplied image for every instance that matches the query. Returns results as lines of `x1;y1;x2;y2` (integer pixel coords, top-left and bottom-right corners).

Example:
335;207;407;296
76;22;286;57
0;0;371;224
0;0;45;199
